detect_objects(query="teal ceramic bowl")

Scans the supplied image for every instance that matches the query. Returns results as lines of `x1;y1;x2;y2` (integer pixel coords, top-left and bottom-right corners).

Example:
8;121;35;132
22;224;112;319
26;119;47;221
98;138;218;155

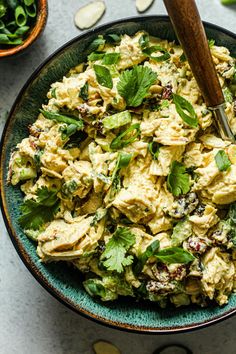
1;16;236;333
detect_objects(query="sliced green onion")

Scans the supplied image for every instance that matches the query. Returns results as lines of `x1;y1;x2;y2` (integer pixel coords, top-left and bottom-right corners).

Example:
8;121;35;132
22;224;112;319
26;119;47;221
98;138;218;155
25;3;37;18
102;110;131;130
143;45;170;62
104;33;121;44
138;33;149;49
39;109;84;129
0;33;22;44
15;6;27;27
6;0;19;10
23;0;34;5
79;82;89;101
14;25;30;36
110;123;140;150
148;141;161;160
0;19;4;29
173;93;198;127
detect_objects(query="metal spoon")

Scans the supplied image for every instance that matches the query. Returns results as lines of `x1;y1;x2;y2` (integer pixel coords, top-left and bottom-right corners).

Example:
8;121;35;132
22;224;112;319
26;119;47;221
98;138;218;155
164;0;235;142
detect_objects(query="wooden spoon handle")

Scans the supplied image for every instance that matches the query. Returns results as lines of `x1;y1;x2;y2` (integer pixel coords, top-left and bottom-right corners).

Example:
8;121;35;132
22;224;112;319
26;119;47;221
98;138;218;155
163;0;224;107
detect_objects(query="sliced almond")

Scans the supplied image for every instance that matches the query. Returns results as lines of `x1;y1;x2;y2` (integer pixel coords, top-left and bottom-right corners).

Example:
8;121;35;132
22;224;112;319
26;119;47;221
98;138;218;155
74;1;106;30
93;340;121;354
136;0;155;13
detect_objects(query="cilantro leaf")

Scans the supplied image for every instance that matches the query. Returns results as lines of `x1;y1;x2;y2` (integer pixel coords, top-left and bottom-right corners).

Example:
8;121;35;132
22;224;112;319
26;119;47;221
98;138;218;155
167;161;190;197
94;64;113;89
117;66;157;107
18;187;60;230
101;227;136;273
102;53;120;65
173;94;198;127
155;247;195;264
215;150;231;171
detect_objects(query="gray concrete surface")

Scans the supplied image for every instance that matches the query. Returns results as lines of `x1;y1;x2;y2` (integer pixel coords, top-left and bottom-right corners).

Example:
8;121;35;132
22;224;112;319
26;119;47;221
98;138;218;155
1;1;236;353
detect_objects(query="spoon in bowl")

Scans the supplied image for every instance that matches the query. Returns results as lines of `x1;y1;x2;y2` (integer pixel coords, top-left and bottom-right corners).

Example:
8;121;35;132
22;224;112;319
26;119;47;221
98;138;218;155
164;0;235;142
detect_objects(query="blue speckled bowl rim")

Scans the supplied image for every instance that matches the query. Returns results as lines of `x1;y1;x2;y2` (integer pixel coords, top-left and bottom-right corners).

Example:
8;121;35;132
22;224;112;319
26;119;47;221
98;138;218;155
1;15;236;334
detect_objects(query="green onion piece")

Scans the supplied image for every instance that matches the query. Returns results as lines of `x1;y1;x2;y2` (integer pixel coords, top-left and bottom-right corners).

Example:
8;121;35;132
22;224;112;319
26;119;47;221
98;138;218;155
6;20;17;30
51;87;57;99
215;150;231;171
102;110;131;130
102;52;120;65
223;87;233;103
0;33;22;44
208;39;215;48
79;82;89;101
110;123;140;150
221;0;236;5
0;19;4;29
15;6;27;27
59;124;78;140
23;0;34;5
25;3;36;18
138;33;149;49
6;0;19;10
94;64;113;89
39;109;84;129
173;93;198;127
88;51;105;61
87;36;105;51
180;52;186;62
104;33;121;44
148;141;161;160
143;45;170;62
0;3;7;18
14;25;30;36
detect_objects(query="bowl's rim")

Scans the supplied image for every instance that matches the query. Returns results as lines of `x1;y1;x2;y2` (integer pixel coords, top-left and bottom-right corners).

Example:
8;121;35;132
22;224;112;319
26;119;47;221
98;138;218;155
0;0;48;58
1;15;236;334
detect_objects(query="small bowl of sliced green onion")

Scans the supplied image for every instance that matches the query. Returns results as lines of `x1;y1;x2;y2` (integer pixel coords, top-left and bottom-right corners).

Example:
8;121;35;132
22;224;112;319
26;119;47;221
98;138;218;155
0;0;47;57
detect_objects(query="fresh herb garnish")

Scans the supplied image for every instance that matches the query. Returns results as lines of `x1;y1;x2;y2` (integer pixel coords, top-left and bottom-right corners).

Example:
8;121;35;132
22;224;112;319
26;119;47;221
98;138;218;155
134;240;160;273
101;227;136;273
171;220;192;247
215;150;231;171
148;141;161;160
51;87;57;99
180;52;186;62
39;109;84;130
208;39;215;48
102;52;120;65
155;247;195;264
79;81;89;101
110;123;140;150
59;124;78;140
111;152;132;192
94;64;113;89
143;45;171;62
223;87;233;103
138;33;149;49
167;161;190;197
102;110;131;130
87;36;105;51
117;66;157;107
83;279;107;298
104;33;121;44
173;93;198;127
18;187;60;230
88;51;105;61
